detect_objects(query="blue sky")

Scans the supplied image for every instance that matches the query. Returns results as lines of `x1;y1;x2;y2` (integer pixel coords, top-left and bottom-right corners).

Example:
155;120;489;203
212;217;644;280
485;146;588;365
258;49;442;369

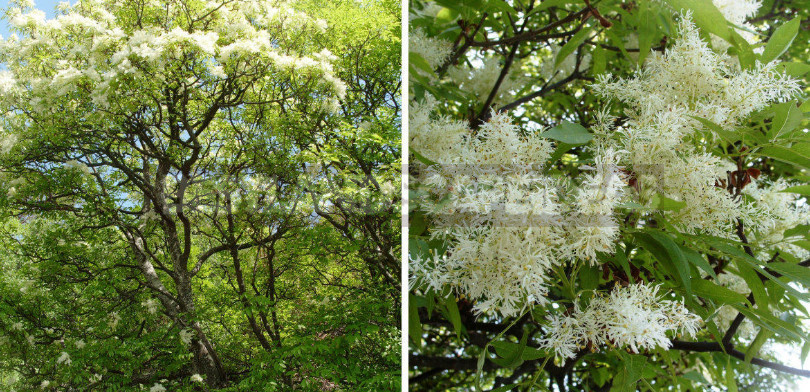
0;0;61;39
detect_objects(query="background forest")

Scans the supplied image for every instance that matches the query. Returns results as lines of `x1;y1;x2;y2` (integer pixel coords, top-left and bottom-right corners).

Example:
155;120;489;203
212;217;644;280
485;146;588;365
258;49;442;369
409;0;810;391
0;0;400;391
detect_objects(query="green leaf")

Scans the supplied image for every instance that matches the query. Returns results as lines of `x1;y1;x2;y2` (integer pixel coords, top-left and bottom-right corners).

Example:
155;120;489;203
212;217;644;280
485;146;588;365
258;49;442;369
555;26;591;68
726;358;739;392
491;332;527;369
802;340;810;364
410;148;438;166
761;17;801;64
664;0;730;41
435;7;459;25
476;349;487;391
634;231;691;294
541;121;593;145
487;384;521;392
690;115;740;144
691;278;749;305
521;346;550;361
485;0;517;15
780;185;810;196
592;45;607;75
409;51;436;75
801;99;810;113
410;212;427;237
735;258;770;308
410;238;431;261
529;0;580;15
786;224;810;238
744;328;773;364
408;295;422;346
636;3;657;65
709;238;806;299
767;101;803;140
611;354;648;392
729;29;756;70
767;262;810;288
777;62;810;78
732;305;807;342
444;295;464;340
758;143;810;169
681;370;709;384
611;246;633;281
682;246;716;279
606;29;634;63
579;263;600;291
548;142;575;164
650;193;686;211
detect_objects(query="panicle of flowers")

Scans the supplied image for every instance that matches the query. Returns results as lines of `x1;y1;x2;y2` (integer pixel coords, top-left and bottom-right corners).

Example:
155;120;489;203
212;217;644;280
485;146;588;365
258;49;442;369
107;311;121;329
743;180;810;258
409;28;452;75
410;97;627;316
591;14;799;237
712;0;762;46
0;0;344;114
149;383;166;392
713;0;761;27
408;96;469;164
56;351;71;366
540;282;701;363
566;148;626;262
142;298;159;315
179;328;195;345
594;14;799;130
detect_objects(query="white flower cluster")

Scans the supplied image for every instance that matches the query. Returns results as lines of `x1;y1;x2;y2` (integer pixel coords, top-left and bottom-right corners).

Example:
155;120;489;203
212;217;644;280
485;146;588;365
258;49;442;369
743;180;810;259
409;28;452;76
141;298;159;315
56;351;71;366
179;328;195;345
540;282;701;363
149;383;166;392
410;98;627;316
713;0;762;47
107;312;121;329
593;14;799;237
0;0;344;114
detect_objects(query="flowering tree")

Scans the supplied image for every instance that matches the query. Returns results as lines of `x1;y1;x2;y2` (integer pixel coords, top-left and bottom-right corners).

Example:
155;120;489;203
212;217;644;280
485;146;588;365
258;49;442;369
0;0;400;390
409;0;810;390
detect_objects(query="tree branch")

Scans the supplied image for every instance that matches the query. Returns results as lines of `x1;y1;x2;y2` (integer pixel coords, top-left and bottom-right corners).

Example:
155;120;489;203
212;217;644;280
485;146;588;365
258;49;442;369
672;340;810;377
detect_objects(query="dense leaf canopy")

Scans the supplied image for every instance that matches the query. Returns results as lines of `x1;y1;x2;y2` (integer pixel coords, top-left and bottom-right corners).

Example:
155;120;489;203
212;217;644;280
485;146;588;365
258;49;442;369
0;0;401;390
